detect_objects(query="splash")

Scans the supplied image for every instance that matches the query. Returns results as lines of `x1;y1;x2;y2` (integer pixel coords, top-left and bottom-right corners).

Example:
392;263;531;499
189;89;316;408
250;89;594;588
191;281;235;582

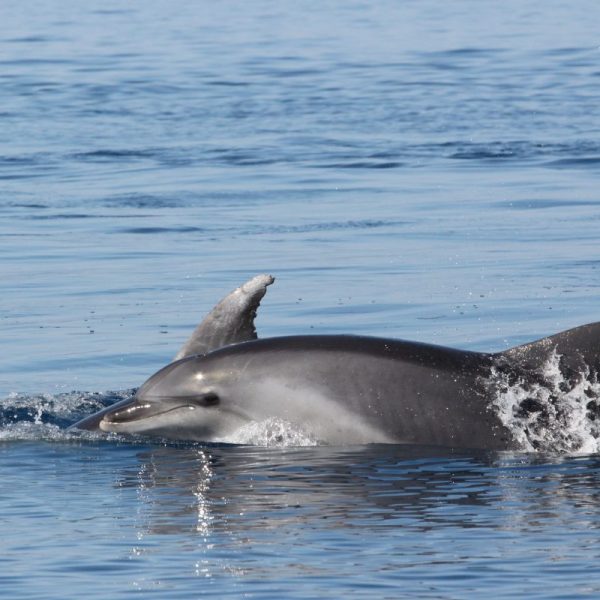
223;418;318;447
0;421;103;443
0;389;135;442
489;350;600;454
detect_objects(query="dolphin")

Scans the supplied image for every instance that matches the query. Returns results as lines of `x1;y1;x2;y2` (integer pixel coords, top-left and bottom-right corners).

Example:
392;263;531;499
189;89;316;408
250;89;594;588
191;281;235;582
71;275;600;449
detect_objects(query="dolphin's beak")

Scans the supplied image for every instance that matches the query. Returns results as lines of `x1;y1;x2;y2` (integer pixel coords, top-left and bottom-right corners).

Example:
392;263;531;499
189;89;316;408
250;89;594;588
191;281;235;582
102;401;155;424
100;396;195;427
70;396;138;431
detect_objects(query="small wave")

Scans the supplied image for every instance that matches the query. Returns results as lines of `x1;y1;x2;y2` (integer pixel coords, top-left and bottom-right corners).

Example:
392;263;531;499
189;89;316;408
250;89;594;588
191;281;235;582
0;389;135;430
0;155;44;166
72;149;155;161
489;351;600;454
443;140;533;161
439;140;600;164
254;219;398;235
0;422;103;443
5;202;48;209
450;150;517;160
27;213;94;221
6;35;56;43
206;80;250;87
545;157;600;169
0;390;142;444
319;160;403;169
117;226;205;234
103;193;181;209
495;199;600;210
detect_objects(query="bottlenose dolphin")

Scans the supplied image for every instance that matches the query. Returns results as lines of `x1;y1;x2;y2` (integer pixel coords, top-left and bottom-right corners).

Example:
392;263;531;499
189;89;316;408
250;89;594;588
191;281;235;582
72;275;600;449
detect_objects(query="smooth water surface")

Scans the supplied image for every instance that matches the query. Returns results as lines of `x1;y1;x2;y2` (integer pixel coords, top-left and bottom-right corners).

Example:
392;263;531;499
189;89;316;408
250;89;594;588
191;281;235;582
2;0;600;597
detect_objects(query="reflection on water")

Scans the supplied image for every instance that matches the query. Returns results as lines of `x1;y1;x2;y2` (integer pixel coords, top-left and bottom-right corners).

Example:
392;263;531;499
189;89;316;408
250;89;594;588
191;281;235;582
93;444;600;595
3;441;600;597
116;444;600;555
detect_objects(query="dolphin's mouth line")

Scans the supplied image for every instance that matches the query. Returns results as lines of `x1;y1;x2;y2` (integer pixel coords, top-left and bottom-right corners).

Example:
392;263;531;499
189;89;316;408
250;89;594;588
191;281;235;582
100;397;252;432
102;402;196;425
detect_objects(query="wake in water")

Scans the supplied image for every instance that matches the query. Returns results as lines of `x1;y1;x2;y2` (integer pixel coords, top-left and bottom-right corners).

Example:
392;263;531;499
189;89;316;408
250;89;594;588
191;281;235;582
0;390;136;442
489;350;600;454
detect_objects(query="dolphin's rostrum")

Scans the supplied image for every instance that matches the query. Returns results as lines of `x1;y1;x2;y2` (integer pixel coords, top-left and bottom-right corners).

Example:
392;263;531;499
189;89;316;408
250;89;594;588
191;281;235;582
72;275;600;449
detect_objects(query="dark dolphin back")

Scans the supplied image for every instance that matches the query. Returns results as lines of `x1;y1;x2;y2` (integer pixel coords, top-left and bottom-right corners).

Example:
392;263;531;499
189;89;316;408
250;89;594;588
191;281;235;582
497;322;600;373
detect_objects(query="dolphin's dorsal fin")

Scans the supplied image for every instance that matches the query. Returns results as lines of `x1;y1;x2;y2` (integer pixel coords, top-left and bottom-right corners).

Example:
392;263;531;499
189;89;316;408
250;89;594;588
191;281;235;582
174;274;274;360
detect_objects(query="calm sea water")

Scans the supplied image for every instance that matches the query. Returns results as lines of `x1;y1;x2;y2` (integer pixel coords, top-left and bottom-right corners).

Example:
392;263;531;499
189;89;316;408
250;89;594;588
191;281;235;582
3;1;600;597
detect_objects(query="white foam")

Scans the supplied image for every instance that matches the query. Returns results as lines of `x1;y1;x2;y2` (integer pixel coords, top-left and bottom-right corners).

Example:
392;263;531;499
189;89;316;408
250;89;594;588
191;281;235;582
490;350;600;454
221;418;319;447
0;421;102;442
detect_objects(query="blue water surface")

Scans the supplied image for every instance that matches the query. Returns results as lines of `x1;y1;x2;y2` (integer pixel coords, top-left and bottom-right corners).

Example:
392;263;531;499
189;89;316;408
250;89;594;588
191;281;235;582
2;0;600;597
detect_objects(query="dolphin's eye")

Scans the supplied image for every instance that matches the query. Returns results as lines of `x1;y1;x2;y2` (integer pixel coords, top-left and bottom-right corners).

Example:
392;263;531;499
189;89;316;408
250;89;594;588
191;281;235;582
198;392;220;407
